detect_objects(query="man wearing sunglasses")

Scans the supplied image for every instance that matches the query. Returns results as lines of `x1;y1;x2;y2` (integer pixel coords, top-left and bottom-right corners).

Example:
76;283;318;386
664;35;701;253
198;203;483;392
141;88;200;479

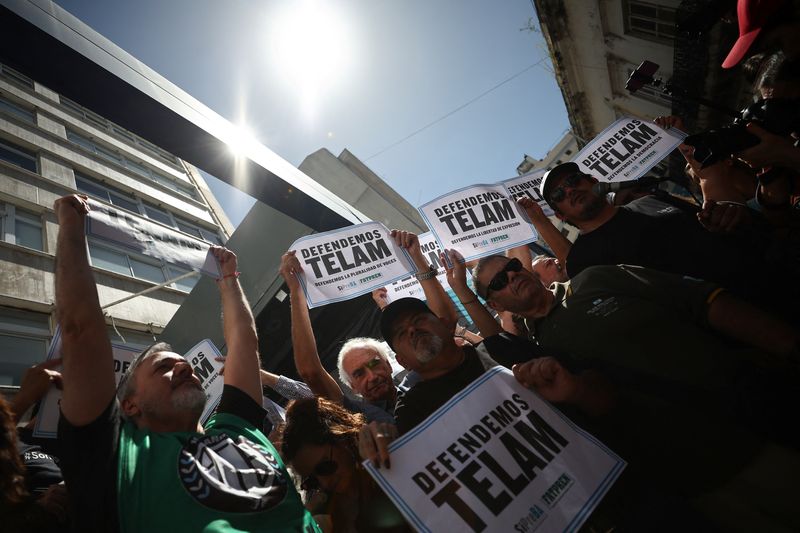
530;162;784;315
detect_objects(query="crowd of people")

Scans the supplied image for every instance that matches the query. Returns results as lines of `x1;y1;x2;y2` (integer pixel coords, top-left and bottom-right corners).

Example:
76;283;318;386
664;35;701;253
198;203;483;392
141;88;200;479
2;0;800;531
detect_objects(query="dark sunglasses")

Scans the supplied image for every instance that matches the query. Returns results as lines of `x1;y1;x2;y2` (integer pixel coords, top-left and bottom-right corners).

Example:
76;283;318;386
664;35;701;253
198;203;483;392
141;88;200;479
300;445;338;492
487;258;523;296
547;173;588;204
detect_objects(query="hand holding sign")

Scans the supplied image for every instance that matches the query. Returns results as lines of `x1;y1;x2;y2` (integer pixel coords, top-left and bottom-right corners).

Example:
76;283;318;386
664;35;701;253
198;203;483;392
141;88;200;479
279;250;303;293
53;193;90;224
210;245;238;279
358;420;399;469
516;196;546;223
439;249;468;293
11;358;63;418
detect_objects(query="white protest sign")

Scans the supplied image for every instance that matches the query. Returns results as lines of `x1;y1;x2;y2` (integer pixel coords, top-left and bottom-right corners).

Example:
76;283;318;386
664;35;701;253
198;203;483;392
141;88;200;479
386;232;450;302
291;222;417;308
366;367;625;533
86;198;220;278
573;116;686;183
501;169;554;217
183;339;226;425
33;333;225;437
418;184;538;262
33;326;141;438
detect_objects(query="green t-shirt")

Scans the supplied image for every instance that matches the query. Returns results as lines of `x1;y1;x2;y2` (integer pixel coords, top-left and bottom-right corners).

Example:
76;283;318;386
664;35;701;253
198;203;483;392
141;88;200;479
118;411;319;533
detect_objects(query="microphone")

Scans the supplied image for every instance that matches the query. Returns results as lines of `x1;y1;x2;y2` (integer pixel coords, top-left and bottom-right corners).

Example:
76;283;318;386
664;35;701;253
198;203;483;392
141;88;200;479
591;176;661;196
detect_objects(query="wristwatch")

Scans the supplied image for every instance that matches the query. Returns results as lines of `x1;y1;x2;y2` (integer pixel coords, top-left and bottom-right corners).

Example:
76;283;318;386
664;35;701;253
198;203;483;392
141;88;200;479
415;265;437;281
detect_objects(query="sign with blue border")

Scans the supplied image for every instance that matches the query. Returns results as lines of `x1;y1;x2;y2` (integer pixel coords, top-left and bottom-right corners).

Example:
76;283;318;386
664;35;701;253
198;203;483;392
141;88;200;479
572;116;686;183
418;183;539;263
289;222;416;308
365;367;625;533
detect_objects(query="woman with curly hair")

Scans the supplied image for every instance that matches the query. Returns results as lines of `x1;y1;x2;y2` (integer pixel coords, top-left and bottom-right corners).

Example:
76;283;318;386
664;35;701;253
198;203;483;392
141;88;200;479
282;397;410;533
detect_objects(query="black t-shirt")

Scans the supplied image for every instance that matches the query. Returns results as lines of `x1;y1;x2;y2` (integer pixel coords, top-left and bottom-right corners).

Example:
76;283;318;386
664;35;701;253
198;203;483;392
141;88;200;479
16;430;62;496
394;334;536;434
566;196;760;295
57;385;266;533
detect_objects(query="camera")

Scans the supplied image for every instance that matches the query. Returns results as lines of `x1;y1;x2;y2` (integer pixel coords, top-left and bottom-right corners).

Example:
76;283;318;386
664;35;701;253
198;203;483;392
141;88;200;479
683;98;800;168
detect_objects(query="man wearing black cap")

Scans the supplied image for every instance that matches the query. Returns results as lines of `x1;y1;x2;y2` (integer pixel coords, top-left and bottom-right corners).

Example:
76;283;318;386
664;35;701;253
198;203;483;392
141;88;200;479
530;161;762;299
377;297;536;435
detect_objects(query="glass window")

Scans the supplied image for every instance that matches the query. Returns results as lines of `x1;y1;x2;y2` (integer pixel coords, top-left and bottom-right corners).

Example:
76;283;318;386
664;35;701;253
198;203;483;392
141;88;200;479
623;1;676;43
125;159;152;179
0;96;34;123
76;173;141;214
143;204;174;227
108;192;140;213
14;210;42;251
95;145;124;166
89;244;131;276
66;130;97;152
0;307;50;386
0;138;36;173
75;175;109;199
0;64;34;88
130;257;167;284
168;267;200;292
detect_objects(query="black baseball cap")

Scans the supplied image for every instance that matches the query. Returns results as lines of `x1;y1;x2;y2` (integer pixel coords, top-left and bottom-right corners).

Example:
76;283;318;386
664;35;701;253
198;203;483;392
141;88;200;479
379;297;434;349
540;162;580;209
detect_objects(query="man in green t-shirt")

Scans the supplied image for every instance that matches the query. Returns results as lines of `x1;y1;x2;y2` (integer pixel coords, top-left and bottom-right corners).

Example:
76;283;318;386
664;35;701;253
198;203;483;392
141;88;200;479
54;194;320;533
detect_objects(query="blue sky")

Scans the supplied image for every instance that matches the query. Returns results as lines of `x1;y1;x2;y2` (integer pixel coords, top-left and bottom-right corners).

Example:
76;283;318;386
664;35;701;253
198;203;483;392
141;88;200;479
56;0;569;228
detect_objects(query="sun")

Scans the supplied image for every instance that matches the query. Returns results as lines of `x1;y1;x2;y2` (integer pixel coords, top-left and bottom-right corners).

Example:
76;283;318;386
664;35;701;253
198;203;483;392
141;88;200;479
268;1;354;116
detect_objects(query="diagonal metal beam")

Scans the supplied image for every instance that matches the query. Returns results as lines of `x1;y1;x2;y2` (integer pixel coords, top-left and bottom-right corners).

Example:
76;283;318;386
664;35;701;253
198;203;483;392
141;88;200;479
0;0;366;231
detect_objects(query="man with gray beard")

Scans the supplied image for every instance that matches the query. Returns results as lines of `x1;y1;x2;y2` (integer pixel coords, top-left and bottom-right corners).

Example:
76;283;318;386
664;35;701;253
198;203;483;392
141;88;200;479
54;194;318;532
377;298;538;435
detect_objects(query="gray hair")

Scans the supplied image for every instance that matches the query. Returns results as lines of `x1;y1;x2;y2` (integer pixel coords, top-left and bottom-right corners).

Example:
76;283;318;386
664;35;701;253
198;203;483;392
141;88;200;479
117;341;172;406
336;337;391;391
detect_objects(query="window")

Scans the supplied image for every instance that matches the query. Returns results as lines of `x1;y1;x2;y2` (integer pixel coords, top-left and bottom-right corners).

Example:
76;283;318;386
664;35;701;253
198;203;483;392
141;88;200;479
60;96;180;166
88;240;199;292
66;129;196;199
0;64;34;89
76;172;215;241
623;0;676;43
143;203;175;227
76;173;140;214
174;216;223;245
0;307;51;386
0;138;36;173
0;204;43;251
0;95;34;123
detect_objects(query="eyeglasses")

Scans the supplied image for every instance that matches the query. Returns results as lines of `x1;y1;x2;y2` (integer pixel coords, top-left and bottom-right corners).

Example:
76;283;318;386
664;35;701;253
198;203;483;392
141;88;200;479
487;258;523;296
547;173;588;204
300;444;338;492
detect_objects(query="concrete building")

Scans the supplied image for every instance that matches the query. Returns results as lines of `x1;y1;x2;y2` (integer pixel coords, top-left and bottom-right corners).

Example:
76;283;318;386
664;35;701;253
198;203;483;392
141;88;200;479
516;130;580;175
533;0;749;152
0;61;232;392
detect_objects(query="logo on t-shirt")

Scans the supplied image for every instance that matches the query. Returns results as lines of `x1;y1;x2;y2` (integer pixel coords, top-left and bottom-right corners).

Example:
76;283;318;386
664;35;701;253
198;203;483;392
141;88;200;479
178;433;288;512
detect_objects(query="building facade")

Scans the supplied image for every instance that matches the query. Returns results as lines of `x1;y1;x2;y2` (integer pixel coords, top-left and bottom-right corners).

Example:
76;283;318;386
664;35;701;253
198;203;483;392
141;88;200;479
0;62;232;394
534;0;748;148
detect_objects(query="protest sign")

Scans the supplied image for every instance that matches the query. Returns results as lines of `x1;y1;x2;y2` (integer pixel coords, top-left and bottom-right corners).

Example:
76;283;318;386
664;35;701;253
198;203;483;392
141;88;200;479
33;327;141;438
501;169;554;217
418;184;538;262
365;367;625;533
386;232;450;302
86;198;220;278
290;222;416;308
183;339;226;425
573;116;686;183
33;332;225;437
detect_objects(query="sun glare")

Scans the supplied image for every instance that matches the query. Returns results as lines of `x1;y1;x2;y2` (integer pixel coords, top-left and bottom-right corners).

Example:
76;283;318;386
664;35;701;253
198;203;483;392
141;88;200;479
226;123;258;157
268;1;353;117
